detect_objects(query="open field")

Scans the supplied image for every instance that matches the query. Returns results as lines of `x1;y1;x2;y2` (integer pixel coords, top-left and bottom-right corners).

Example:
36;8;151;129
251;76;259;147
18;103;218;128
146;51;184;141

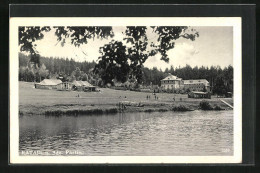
19;82;233;115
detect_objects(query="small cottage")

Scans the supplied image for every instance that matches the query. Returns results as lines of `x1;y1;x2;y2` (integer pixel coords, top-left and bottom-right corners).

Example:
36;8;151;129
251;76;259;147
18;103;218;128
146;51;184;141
188;91;211;99
72;80;96;92
35;79;62;90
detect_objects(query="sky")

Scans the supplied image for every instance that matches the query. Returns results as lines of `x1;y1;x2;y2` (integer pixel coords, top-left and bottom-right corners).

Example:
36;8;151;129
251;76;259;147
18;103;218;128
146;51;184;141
31;26;233;70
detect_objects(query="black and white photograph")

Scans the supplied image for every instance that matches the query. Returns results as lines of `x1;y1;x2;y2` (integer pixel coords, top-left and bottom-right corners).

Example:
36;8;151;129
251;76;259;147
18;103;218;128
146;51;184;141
9;17;242;164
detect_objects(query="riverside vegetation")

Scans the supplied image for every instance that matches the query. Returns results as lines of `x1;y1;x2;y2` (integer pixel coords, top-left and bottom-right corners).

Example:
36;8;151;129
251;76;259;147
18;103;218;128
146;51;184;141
19;82;233;116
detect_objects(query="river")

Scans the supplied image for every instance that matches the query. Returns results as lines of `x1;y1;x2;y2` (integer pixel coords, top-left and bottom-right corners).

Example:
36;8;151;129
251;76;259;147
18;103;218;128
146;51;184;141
19;110;233;156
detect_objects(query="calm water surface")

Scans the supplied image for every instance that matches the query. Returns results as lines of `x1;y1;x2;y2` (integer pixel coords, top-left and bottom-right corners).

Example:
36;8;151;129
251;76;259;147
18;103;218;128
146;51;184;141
19;111;233;156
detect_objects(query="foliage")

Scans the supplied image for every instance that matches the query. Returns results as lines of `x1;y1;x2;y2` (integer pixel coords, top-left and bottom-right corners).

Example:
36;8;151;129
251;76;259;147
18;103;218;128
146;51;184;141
19;52;233;94
19;26;114;68
151;26;199;62
54;26;114;47
19;53;95;82
213;105;223;110
124;26;198;83
172;105;191;111
199;100;213;110
37;63;49;81
94;41;130;84
124;27;156;83
18;26;198;85
19;67;35;82
212;66;233;96
19;26;51;67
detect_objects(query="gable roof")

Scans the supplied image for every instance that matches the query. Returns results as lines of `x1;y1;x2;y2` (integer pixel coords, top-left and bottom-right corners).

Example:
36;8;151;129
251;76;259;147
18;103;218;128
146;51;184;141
39;79;62;85
161;74;182;81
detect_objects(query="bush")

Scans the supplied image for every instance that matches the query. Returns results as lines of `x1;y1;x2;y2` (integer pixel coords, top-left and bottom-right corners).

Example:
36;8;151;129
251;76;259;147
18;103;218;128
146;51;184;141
213;105;223;110
144;109;154;112
45;107;118;116
105;108;118;114
172;105;191;111
158;108;168;112
199;100;213;110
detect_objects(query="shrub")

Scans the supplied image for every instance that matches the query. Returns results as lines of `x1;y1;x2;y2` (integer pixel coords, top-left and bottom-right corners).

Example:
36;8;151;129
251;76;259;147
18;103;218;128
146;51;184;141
158;108;168;112
172;105;190;111
105;108;118;114
213;105;223;110
144;109;154;112
199;100;213;110
19;111;24;117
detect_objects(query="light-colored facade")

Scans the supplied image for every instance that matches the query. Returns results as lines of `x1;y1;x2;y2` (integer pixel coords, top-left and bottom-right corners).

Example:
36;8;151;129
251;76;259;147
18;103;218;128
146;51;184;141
57;82;73;91
161;74;210;92
183;79;210;92
161;74;184;91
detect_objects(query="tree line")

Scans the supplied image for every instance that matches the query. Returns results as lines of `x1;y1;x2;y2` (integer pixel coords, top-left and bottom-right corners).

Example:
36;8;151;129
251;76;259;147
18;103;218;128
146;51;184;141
19;53;95;82
19;53;233;95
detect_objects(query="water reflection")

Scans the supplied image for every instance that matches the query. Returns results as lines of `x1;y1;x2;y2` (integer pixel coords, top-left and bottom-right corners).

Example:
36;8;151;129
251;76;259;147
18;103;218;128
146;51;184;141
19;111;233;156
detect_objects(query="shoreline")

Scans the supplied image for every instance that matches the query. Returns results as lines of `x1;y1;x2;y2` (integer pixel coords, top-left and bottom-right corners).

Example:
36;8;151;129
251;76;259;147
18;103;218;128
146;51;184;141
19;100;232;116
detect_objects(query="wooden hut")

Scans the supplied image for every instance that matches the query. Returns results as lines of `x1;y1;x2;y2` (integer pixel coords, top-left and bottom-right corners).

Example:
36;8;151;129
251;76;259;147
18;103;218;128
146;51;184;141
72;81;84;91
188;91;211;99
81;81;96;92
72;81;96;92
35;79;62;90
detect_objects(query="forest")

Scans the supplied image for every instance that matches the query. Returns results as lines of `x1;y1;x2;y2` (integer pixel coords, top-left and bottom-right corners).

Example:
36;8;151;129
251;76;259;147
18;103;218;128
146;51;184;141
19;53;233;95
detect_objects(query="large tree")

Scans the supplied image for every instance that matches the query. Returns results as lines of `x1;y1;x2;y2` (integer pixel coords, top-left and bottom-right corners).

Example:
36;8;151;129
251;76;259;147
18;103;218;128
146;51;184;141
19;26;199;85
124;26;156;83
94;41;129;85
95;26;199;84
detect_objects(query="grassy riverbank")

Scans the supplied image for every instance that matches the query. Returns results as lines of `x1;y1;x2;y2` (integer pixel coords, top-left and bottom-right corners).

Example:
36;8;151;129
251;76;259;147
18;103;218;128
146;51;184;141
19;82;233;116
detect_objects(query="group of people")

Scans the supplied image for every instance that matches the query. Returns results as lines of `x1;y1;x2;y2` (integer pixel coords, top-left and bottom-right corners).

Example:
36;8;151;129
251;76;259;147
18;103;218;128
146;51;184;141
172;97;182;101
147;93;159;100
119;96;127;99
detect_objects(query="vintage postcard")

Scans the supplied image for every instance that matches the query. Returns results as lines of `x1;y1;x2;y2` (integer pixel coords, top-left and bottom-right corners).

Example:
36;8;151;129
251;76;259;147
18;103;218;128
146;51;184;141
9;17;242;164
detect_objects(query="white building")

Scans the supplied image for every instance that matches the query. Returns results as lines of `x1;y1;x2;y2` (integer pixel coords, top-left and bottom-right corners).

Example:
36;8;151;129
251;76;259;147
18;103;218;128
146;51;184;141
160;74;184;91
160;73;210;92
183;79;210;92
